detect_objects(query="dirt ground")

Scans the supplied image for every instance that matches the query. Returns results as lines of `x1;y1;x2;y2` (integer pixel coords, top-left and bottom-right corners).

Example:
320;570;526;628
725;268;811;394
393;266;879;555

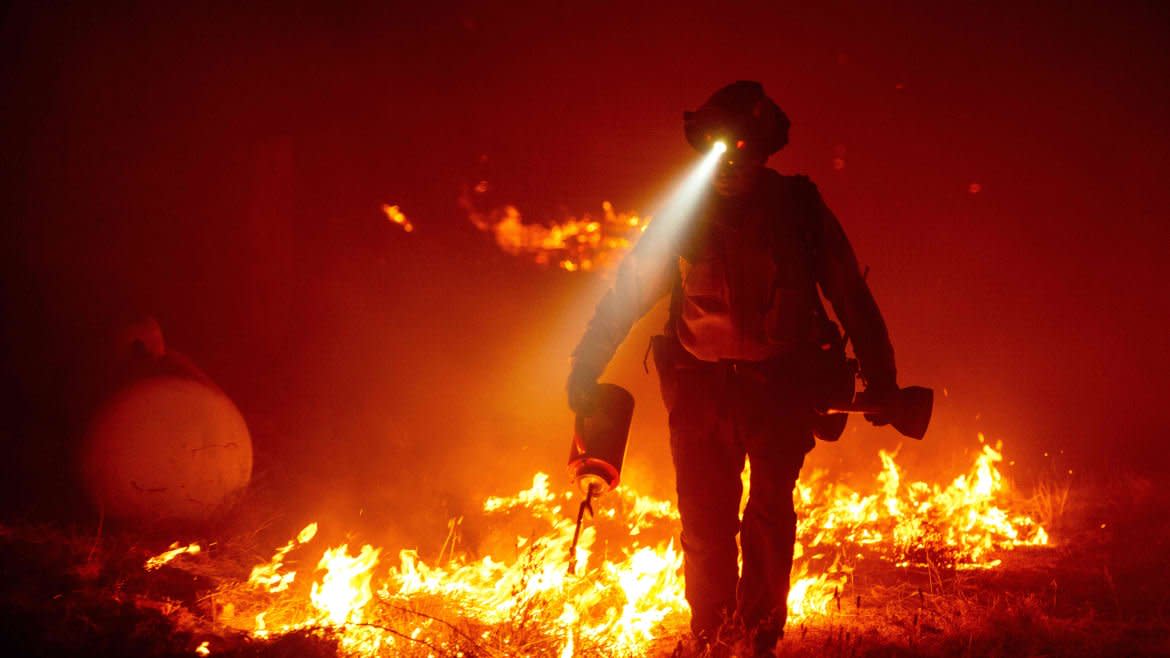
1;474;1167;658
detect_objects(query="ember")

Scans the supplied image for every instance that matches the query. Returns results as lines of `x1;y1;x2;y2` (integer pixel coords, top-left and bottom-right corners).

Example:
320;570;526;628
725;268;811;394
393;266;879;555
163;435;1045;656
144;541;201;571
381;204;415;233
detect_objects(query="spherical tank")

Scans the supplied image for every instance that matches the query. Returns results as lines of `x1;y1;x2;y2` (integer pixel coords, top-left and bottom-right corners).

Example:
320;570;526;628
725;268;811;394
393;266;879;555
81;374;253;522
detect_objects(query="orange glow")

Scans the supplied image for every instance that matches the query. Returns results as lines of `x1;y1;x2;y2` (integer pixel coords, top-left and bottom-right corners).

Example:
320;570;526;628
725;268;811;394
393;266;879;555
380;203;414;233
310;544;381;626
144;541;201;571
154;435;1047;656
246;522;318;593
459;192;649;272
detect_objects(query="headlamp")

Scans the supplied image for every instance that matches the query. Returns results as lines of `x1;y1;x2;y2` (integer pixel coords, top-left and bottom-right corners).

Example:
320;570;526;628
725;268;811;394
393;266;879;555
682;81;790;157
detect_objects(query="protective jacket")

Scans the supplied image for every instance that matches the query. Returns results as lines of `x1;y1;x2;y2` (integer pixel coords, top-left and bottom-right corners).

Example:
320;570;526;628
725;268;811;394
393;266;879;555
571;168;895;390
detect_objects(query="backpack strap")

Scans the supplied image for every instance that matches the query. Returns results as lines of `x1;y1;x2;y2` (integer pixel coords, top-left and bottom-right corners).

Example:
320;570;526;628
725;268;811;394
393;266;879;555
783;174;822;270
664;263;684;337
773;174;846;349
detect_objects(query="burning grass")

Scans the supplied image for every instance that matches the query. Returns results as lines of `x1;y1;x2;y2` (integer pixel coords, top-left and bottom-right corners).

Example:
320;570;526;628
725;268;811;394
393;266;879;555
2;436;1167;657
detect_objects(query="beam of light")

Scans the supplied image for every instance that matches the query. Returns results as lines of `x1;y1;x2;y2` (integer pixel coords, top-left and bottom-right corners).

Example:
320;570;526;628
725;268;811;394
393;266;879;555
547;139;728;343
583;140;724;291
457;143;725;274
643;141;725;237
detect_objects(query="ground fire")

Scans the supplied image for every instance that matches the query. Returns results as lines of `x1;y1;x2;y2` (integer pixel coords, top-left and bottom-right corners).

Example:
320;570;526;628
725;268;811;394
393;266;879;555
145;434;1046;657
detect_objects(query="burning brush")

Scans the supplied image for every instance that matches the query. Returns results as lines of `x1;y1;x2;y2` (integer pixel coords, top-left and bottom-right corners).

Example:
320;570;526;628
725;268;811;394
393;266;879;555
134;429;1048;657
458;186;649;273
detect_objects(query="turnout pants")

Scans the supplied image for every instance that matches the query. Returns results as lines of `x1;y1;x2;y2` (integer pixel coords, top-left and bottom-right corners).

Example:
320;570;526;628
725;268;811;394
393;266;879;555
652;336;817;645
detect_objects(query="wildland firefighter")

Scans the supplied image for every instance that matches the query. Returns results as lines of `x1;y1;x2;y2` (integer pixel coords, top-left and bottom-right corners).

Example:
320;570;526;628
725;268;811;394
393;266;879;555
567;81;899;655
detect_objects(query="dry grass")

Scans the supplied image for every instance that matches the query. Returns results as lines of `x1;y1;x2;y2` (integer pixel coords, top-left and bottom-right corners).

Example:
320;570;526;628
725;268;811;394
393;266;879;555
2;471;1168;658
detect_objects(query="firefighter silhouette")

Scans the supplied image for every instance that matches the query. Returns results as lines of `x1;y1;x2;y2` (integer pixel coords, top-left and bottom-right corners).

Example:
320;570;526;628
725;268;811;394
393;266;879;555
568;81;898;655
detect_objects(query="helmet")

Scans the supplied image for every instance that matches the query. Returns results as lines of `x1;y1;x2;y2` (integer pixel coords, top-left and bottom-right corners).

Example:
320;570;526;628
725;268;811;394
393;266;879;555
683;81;790;157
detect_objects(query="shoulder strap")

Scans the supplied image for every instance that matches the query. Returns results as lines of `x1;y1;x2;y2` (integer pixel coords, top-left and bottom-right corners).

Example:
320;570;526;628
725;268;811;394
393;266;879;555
775;174;845;348
782;174;822;263
665;269;684;336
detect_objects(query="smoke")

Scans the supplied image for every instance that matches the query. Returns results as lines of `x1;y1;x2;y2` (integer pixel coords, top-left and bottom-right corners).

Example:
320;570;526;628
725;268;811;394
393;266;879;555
3;3;1168;545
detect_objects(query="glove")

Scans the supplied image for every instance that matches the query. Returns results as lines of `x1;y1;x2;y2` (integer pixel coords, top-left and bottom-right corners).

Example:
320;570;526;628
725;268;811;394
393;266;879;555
858;379;898;427
566;365;602;416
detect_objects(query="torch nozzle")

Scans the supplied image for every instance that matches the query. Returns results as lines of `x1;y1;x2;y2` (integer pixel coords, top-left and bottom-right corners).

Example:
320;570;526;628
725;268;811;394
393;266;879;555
567;484;600;575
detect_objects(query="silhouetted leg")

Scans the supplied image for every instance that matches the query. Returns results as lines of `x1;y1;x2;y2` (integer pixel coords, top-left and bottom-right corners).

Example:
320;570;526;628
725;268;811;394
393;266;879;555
663;364;745;640
738;446;803;650
737;370;814;652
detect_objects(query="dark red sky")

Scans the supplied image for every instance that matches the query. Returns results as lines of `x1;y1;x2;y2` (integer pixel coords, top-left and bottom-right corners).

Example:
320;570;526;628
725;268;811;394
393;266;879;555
2;2;1168;528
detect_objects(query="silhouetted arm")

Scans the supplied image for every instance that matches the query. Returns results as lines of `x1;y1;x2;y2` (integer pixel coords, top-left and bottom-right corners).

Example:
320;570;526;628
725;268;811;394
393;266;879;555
570;221;678;385
810;182;897;391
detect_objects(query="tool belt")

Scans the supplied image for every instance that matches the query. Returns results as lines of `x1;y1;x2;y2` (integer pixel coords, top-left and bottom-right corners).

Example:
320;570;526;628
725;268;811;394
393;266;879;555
650;333;854;441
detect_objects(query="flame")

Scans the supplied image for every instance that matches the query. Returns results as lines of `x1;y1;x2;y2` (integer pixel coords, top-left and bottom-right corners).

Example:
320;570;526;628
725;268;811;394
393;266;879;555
194;640;210;656
310;544;381;625
460;188;648;272
793;435;1048;577
247;522;317;593
380;204;414;233
144;542;201;571
154;435;1047;656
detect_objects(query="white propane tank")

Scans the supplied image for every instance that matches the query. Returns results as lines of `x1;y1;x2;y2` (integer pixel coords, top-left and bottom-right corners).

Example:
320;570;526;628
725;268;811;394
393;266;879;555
80;316;252;522
81;373;253;522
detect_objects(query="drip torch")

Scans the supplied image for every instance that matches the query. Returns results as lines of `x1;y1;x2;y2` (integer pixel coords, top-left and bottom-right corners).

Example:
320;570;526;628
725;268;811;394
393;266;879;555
566;383;634;574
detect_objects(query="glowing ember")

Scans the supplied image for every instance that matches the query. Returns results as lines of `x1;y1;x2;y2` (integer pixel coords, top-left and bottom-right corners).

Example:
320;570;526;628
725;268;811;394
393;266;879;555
460;189;648;272
380;204;414;233
144;541;201;571
194;640;210;656
156;436;1047;656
